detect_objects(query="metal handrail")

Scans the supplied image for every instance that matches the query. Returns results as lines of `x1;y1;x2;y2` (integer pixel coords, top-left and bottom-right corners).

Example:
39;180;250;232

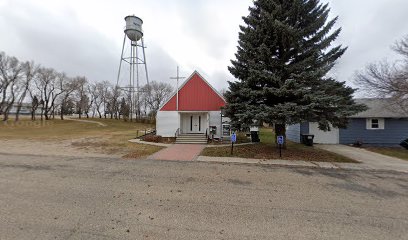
137;128;156;139
175;128;180;138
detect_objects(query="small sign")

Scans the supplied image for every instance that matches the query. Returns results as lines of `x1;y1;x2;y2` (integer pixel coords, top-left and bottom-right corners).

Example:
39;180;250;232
277;136;284;145
222;124;231;136
231;133;237;143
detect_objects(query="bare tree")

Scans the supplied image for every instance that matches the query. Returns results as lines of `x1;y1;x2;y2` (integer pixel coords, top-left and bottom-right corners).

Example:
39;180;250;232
141;81;173;118
48;72;68;119
100;81;111;119
0;52;24;121
74;77;88;119
88;83;100;118
35;67;58;120
355;35;408;110
108;85;122;119
30;95;39;121
15;61;38;121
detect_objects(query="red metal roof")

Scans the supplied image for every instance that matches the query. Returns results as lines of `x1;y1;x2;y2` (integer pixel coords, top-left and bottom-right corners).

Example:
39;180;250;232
160;71;226;111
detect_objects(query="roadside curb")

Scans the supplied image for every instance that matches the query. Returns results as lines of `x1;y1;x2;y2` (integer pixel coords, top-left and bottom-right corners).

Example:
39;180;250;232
196;156;408;173
205;142;257;148
197;156;336;168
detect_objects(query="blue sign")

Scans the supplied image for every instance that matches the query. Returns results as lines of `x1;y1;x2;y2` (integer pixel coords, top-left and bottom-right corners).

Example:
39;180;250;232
277;136;284;145
231;133;237;143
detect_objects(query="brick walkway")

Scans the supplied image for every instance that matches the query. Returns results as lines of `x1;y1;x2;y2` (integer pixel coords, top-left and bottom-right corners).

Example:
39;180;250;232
148;144;205;161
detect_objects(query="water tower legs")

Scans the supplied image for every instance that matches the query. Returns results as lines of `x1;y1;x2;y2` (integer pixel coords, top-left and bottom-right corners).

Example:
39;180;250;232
116;34;149;121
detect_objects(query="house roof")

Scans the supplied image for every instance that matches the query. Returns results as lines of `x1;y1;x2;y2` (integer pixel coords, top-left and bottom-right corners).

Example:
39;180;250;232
351;98;408;118
160;71;226;111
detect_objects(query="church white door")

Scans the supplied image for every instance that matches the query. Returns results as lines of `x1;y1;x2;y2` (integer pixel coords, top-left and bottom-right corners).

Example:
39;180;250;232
182;114;206;134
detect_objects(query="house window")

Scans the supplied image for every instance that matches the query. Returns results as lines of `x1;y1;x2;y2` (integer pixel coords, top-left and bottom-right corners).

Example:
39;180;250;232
366;118;384;130
371;119;379;129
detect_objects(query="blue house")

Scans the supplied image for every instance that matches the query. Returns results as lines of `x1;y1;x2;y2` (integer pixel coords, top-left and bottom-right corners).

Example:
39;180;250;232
287;99;408;146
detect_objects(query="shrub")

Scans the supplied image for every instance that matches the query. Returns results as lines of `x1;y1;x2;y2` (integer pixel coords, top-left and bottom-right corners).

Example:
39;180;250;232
143;135;163;143
352;140;363;147
237;132;251;143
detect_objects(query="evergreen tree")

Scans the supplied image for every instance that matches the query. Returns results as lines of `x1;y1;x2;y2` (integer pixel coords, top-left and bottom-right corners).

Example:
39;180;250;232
119;97;130;121
226;0;367;143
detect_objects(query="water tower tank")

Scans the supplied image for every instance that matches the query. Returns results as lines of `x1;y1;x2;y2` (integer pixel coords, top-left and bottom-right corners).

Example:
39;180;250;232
124;15;143;42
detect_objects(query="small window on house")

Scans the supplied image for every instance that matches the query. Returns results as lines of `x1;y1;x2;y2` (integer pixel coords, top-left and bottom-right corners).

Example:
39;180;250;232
366;118;384;130
371;119;379;129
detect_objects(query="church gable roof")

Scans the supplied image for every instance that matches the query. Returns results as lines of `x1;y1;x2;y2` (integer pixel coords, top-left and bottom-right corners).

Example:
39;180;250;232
160;71;226;111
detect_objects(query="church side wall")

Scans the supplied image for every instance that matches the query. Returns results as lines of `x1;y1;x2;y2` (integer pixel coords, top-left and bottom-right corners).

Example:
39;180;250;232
156;111;179;137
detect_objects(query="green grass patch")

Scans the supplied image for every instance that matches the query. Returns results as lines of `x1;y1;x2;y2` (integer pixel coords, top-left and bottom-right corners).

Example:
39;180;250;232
201;128;356;163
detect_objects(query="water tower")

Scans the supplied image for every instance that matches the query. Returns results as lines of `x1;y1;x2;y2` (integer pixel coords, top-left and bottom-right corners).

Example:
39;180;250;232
116;15;149;120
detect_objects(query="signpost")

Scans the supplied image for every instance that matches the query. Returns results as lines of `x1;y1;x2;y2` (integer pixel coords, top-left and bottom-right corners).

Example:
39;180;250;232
277;135;284;158
231;132;237;155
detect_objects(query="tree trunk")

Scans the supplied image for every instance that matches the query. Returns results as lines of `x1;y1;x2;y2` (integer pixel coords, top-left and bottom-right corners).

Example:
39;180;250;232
3;111;9;122
15;88;28;122
44;103;49;120
60;105;64;120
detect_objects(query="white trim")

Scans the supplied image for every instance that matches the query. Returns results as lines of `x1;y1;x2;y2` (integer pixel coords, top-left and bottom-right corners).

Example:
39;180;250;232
158;70;226;111
366;118;385;130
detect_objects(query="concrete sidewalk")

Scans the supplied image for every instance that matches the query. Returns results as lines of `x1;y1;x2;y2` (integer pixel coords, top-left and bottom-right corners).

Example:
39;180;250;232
316;144;408;173
148;144;205;161
145;143;408;173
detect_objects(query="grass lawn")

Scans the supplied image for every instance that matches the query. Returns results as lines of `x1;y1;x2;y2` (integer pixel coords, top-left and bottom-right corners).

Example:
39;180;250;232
365;147;408;161
0;117;163;158
201;128;357;163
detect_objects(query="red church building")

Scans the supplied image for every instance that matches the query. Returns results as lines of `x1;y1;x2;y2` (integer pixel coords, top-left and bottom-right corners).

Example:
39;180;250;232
157;71;229;140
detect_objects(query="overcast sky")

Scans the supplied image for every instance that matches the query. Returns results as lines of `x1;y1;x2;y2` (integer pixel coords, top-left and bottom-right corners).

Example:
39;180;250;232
0;0;407;93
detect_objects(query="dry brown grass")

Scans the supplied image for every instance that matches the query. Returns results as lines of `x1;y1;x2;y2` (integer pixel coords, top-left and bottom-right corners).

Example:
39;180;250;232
0;118;163;158
201;128;356;163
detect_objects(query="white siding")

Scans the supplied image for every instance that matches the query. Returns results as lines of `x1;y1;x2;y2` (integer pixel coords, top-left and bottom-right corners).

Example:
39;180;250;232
209;111;223;138
309;123;339;144
287;124;301;143
156;111;179;137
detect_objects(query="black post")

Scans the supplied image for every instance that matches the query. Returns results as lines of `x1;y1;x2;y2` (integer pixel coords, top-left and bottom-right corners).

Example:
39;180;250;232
279;144;282;158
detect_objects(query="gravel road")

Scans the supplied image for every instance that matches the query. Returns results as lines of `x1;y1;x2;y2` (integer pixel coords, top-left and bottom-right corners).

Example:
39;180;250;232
0;153;407;239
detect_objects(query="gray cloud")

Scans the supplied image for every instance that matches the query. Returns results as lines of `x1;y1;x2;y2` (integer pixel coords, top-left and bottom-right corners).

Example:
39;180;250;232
327;0;408;91
0;0;407;94
0;1;118;83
